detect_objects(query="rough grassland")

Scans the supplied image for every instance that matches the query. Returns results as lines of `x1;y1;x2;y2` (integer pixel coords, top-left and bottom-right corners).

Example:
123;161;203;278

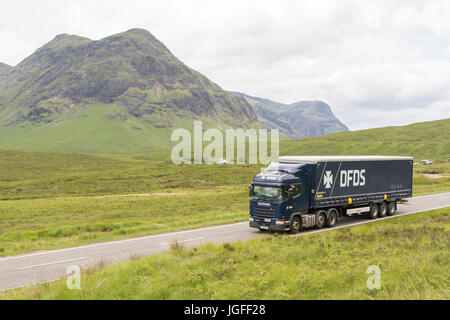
0;187;248;256
280;118;450;160
0;149;260;200
0;149;449;257
2;208;448;300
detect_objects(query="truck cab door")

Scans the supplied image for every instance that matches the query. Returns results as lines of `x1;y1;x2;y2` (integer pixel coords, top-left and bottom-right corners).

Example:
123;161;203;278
295;174;309;213
285;174;309;215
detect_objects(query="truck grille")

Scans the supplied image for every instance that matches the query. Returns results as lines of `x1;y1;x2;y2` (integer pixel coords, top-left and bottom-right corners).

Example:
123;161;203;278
253;206;275;219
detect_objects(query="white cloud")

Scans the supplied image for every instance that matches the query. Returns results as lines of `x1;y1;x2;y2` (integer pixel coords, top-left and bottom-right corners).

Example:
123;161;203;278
1;0;450;130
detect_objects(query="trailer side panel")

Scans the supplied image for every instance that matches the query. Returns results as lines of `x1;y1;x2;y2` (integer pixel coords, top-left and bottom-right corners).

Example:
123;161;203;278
312;159;413;209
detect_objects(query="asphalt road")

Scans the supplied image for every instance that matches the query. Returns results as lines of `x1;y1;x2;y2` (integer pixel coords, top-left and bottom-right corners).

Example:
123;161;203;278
0;192;449;291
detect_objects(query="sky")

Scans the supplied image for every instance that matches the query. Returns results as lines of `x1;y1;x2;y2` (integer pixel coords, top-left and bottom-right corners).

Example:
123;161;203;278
1;0;450;130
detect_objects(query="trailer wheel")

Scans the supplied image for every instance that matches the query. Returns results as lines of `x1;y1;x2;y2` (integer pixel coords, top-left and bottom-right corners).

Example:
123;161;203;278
326;209;338;228
387;201;396;216
378;202;387;218
317;211;326;228
369;203;379;219
290;216;302;234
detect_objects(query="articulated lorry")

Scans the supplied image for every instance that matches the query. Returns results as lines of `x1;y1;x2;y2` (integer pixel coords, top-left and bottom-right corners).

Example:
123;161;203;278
249;156;413;233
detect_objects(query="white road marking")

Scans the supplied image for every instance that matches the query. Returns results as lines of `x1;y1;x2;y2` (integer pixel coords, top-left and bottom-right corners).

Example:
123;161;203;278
18;257;88;270
0;192;448;264
0;193;448;291
0;222;247;263
161;237;205;246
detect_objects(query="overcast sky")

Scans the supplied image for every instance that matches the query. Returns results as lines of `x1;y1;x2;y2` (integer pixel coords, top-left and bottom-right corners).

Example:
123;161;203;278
1;0;450;130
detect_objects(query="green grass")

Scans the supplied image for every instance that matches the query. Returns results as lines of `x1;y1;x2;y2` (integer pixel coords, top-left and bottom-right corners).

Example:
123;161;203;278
0;149;448;257
280;118;450;160
0;102;263;157
3;207;448;300
0;118;448;299
0;104;172;156
0;149;260;200
0;187;249;256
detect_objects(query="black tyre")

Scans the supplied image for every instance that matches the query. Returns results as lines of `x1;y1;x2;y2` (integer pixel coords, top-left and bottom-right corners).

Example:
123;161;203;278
378;202;387;218
369;203;379;219
387;201;396;216
326;209;338;228
317;211;326;228
290;216;302;234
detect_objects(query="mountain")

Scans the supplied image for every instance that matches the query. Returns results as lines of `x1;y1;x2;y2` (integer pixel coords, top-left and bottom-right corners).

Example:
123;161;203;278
0;29;257;155
0;62;12;80
231;91;349;139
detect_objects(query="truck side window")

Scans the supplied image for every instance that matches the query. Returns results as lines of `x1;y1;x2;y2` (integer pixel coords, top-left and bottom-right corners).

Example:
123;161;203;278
291;184;301;197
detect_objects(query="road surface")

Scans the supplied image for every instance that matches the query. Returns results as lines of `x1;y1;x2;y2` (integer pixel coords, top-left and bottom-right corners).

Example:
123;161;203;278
0;192;449;291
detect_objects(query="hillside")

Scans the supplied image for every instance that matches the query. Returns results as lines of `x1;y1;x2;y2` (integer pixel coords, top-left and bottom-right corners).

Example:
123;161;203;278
0;117;448;256
0;29;258;155
232;91;348;139
280;118;450;160
0;62;12;80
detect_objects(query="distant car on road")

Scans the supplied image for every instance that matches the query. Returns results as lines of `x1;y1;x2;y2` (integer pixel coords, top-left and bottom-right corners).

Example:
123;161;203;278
422;160;434;165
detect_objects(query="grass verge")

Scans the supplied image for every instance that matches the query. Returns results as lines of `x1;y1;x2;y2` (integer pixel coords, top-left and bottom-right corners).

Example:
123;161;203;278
2;207;449;300
0;186;248;256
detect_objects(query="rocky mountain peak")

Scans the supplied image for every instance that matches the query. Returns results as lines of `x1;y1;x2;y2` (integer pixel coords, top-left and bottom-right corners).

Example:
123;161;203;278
0;29;256;128
0;62;12;79
231;91;348;139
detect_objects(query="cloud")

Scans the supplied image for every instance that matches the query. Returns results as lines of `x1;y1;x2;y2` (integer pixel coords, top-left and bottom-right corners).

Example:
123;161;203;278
0;0;450;130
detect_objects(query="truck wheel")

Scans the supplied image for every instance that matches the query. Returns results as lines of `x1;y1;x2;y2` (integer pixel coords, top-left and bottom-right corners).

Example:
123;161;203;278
387;201;396;216
326;209;338;228
369;203;379;219
378;202;387;218
290;216;302;234
317;211;326;228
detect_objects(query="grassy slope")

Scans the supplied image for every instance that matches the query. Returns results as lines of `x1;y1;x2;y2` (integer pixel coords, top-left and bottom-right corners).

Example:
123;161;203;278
0;103;249;157
0;118;448;256
3;207;449;300
280;118;450;160
0;104;171;156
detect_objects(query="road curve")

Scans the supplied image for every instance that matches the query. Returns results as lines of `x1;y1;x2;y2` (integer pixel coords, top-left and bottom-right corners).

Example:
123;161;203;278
0;192;449;291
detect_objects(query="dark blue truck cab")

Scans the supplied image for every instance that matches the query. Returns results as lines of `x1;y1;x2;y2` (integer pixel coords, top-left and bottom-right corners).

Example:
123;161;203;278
249;156;413;233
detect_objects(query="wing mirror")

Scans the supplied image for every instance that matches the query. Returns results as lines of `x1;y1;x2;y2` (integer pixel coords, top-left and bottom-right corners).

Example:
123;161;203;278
248;185;253;196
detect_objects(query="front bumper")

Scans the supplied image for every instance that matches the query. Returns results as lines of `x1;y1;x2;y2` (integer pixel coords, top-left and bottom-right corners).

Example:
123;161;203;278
249;218;290;231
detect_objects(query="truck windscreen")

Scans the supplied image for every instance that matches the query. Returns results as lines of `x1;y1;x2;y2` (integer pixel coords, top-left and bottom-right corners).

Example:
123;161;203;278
251;186;287;202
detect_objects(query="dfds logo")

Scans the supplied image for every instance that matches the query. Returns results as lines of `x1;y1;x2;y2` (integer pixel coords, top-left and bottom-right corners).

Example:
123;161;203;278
340;169;366;187
323;171;333;189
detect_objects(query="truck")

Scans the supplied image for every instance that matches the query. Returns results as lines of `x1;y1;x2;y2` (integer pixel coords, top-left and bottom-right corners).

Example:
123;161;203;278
249;156;413;233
